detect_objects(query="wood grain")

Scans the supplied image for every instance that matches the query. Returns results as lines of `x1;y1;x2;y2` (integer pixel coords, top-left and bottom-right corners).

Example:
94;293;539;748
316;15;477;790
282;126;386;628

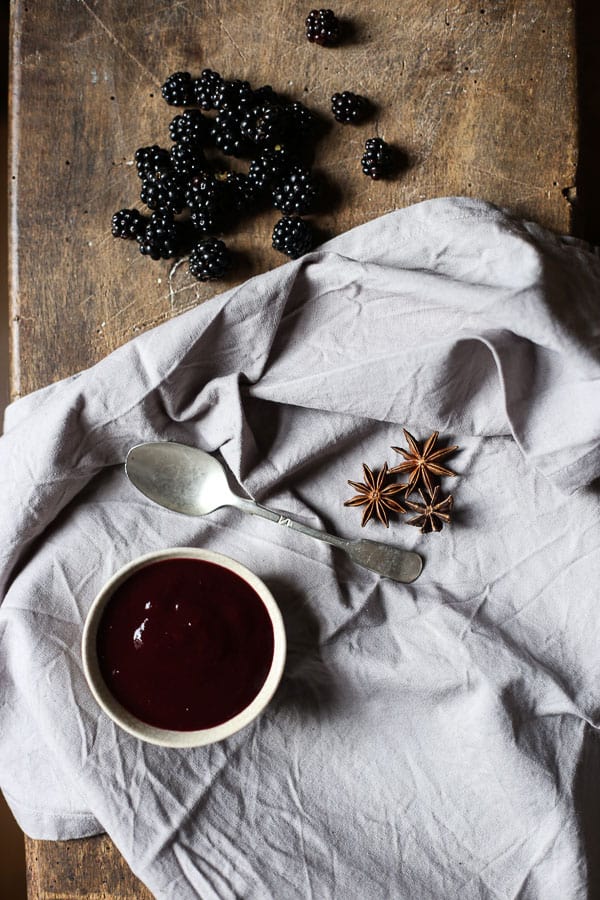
9;1;577;897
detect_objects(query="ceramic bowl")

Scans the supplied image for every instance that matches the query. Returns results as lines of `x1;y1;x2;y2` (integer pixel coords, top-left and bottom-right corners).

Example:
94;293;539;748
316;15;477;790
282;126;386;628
81;547;286;748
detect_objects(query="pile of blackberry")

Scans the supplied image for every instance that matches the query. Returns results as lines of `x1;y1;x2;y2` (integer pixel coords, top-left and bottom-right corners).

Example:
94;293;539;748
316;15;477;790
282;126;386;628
112;69;322;278
111;11;401;281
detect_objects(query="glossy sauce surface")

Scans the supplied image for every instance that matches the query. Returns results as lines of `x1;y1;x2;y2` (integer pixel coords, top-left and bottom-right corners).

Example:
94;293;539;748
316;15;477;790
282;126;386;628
96;558;275;731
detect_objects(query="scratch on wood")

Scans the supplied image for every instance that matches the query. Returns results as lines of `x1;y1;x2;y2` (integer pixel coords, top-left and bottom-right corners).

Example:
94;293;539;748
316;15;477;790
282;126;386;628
200;0;248;63
103;296;140;324
470;164;546;193
168;258;189;309
77;0;161;85
107;297;202;346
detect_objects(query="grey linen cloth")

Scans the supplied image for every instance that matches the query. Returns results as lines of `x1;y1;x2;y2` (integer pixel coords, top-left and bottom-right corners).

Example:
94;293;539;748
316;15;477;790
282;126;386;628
1;196;600;899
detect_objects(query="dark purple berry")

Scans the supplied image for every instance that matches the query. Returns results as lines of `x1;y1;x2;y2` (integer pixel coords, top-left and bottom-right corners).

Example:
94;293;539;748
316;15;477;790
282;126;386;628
361;137;393;179
211;109;252;157
135;145;171;180
137;210;180;260
170;142;206;178
185;172;229;233
216;171;257;212
161;71;193;107
111;208;146;239
169;109;210;146
248;147;295;191
288;101;316;138
189;237;231;281
192;69;223;110
331;91;368;124
240;104;293;148
271;166;318;215
213;79;253;112
272;216;313;259
140;170;185;213
305;9;341;46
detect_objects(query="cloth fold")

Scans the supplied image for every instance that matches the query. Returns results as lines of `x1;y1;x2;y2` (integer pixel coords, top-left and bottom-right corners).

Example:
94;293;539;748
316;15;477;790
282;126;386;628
1;197;600;899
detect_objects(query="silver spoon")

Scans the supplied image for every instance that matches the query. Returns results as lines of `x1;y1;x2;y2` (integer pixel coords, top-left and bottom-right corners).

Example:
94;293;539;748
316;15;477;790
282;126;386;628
125;442;423;584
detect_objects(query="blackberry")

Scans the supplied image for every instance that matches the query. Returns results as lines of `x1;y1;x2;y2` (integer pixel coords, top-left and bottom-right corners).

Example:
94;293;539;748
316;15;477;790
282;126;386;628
185;172;228;232
161;71;193;107
211;109;252;157
252;84;280;106
288;101;316;138
192;68;223;110
140;170;185;212
361;137;393;179
248;146;295;191
170;142;206;179
189;237;231;281
169;109;210;146
135;145;171;180
305;9;341;46
271;165;318;215
213;78;253;112
272;216;313;259
240;103;293;148
331;91;369;124
188;208;222;235
216;171;257;212
111;208;145;240
137;210;180;260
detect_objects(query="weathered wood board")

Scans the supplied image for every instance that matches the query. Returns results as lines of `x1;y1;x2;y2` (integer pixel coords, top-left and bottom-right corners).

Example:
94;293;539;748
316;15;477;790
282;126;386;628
9;1;577;897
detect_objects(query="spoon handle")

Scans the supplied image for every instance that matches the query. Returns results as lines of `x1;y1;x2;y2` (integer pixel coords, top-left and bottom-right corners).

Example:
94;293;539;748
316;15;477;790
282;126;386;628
234;498;423;584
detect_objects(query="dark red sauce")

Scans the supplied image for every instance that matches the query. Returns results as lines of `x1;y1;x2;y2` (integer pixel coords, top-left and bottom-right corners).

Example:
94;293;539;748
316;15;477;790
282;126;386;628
96;558;275;731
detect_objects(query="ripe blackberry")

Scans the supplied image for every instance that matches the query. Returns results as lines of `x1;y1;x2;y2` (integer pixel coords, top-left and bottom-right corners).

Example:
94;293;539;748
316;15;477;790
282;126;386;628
272;216;313;259
111;208;146;240
361;137;393;179
288;101;316;138
271;165;318;215
211;109;252;157
192;68;223;110
240;103;293;148
161;71;193;107
189;237;231;281
169;109;210;146
331;91;368;124
185;172;228;232
216;171;257;212
248;146;295;191
135;145;171;180
137;210;180;260
140;170;185;212
305;9;341;46
252;84;280;106
213;78;253;112
170;142;206;179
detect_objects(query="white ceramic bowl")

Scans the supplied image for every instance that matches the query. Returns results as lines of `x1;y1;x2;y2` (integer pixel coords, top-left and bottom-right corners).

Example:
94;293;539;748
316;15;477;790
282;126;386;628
81;547;286;748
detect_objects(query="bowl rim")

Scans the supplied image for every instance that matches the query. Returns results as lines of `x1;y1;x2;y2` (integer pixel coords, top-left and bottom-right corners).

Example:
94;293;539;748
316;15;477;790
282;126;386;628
81;547;286;748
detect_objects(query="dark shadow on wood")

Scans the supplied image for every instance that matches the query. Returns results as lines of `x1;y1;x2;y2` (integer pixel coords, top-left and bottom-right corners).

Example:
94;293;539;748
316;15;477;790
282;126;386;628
573;726;600;900
573;2;600;244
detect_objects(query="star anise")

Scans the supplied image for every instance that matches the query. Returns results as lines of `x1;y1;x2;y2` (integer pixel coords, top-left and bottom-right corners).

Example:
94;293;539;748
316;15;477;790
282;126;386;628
390;429;458;495
344;462;407;527
404;486;454;534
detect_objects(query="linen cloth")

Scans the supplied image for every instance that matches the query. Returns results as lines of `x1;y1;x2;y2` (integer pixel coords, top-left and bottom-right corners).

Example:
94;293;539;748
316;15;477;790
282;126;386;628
1;196;600;899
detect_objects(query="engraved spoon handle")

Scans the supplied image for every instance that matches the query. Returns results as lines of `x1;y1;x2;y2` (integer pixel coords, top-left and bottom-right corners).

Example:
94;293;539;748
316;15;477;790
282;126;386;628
233;497;423;584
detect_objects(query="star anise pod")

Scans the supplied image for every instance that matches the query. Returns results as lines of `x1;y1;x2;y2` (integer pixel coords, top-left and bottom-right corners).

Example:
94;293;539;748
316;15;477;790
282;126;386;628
404;486;453;534
344;462;407;527
390;429;458;495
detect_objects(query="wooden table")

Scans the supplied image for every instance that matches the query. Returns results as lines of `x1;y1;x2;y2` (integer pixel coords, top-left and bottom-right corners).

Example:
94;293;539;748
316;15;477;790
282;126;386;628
9;1;581;896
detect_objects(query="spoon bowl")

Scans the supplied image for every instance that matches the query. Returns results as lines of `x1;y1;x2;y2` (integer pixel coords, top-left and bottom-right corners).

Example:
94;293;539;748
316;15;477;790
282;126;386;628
126;442;235;516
